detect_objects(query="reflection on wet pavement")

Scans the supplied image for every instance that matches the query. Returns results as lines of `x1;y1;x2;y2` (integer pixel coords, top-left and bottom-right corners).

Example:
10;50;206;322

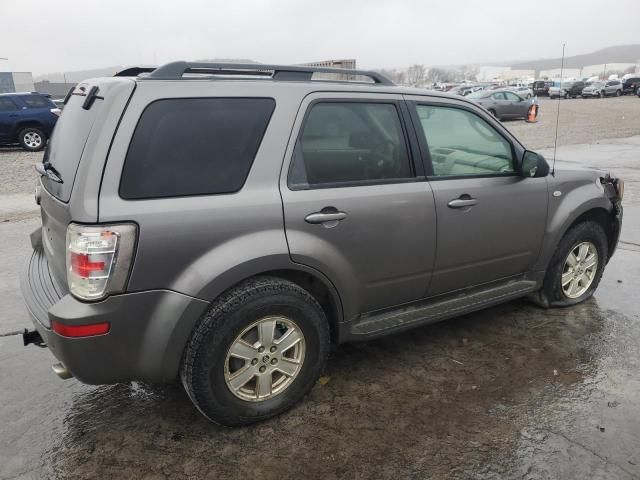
2;249;639;479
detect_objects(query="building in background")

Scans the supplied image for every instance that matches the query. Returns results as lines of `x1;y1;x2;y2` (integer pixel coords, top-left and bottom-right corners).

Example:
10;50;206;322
538;68;581;79
581;62;639;78
0;72;35;93
34;80;76;98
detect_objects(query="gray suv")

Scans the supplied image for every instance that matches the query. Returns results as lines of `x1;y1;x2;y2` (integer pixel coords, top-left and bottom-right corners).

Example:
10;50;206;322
21;62;624;426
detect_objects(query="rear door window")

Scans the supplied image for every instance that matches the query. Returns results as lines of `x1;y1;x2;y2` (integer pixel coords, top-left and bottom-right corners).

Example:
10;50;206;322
119;98;275;199
288;102;412;189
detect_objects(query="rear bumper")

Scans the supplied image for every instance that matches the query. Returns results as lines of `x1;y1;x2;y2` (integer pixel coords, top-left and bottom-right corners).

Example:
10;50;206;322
21;246;209;384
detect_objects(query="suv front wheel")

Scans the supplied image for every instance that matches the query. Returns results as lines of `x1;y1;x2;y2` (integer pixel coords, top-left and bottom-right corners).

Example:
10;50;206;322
532;221;608;308
181;276;330;426
18;127;46;152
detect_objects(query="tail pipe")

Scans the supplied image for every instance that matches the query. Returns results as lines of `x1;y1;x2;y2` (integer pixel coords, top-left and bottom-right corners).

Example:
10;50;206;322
52;363;73;380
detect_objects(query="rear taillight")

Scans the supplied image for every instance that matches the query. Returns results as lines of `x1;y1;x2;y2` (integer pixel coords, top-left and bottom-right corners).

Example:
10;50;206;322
50;108;61;116
66;223;137;301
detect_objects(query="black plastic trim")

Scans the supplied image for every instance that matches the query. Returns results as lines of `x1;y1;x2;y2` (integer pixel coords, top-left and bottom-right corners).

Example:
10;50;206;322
145;61;394;85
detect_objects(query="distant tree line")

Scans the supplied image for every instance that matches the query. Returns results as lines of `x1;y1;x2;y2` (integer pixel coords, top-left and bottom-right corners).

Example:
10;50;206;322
377;64;479;86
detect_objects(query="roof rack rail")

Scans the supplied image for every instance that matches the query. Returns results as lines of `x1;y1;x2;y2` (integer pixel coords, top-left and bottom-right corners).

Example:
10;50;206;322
144;61;394;85
115;67;157;77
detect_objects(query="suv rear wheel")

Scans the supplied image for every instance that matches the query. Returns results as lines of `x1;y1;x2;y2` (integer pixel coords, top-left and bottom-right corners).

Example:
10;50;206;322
532;221;608;308
180;276;330;426
18;127;46;152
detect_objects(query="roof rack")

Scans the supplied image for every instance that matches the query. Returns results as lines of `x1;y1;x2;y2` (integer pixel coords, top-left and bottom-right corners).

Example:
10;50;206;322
142;61;394;85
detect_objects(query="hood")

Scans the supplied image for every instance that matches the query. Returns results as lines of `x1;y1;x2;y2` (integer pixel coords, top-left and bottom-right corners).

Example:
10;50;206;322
546;162;620;203
547;160;616;187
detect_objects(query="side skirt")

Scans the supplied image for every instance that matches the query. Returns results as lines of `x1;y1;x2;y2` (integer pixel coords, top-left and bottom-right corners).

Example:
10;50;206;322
342;279;537;341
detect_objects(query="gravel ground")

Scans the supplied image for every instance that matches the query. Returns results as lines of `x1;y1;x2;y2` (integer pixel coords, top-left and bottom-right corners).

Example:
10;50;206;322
0;147;41;196
506;95;640;150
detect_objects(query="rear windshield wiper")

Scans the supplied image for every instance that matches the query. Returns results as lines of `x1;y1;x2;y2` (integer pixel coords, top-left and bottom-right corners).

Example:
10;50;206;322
35;161;64;184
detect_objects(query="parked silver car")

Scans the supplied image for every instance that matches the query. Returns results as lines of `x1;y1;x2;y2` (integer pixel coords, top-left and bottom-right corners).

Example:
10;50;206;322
21;62;623;426
509;85;533;99
582;80;623;98
467;89;534;120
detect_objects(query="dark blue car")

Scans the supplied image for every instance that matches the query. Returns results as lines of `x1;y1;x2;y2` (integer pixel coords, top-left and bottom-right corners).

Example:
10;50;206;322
0;93;60;151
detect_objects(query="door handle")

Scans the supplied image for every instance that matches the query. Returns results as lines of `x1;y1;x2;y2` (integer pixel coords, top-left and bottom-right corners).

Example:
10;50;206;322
447;198;478;208
305;211;347;224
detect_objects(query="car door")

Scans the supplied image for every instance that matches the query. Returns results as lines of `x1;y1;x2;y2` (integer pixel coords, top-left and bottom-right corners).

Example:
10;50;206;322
490;92;510;117
0;96;19;141
407;97;548;296
503;91;527;117
280;93;437;320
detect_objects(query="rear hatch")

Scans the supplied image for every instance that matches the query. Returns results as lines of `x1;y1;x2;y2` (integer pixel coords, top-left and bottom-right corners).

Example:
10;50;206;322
38;79;136;288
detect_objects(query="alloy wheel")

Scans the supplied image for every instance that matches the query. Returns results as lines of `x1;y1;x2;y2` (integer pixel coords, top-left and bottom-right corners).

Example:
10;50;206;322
23;131;42;149
224;316;305;402
561;242;598;299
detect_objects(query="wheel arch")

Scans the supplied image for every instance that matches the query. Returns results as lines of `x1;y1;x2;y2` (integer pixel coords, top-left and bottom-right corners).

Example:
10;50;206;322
563;207;619;261
190;259;344;343
13;120;45;138
535;202;618;274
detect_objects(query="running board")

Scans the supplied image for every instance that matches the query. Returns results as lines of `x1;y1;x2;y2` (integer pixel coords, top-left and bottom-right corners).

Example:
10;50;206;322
350;280;537;337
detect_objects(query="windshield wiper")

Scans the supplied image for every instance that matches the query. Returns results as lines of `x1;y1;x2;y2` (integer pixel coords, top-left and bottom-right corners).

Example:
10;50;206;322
35;161;63;184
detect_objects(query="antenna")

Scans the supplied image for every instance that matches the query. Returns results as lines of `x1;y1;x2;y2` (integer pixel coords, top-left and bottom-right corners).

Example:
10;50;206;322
552;43;566;176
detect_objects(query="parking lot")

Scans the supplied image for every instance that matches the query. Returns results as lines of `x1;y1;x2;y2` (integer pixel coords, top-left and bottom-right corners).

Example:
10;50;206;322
1;95;639;479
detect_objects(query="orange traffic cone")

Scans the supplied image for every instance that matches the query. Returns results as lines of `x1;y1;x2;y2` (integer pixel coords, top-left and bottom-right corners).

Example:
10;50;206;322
526;102;538;123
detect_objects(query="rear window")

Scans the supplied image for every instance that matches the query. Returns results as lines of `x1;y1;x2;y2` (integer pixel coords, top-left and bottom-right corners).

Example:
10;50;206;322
19;94;52;108
42;92;101;202
119;98;275;199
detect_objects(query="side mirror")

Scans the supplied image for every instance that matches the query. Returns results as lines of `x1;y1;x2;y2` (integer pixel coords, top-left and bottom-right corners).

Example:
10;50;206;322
521;151;550;178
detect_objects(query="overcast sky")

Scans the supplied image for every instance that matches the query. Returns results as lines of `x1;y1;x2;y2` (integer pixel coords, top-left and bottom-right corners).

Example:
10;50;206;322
1;0;639;76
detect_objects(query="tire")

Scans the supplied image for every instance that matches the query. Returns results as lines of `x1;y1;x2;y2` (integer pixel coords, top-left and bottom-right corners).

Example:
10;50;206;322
530;221;608;308
597;91;602;98
563;92;569;99
526;94;532;99
180;276;330;426
616;89;622;97
18;127;46;152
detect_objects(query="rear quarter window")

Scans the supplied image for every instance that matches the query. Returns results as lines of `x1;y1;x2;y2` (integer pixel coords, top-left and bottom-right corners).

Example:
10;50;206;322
119;97;275;199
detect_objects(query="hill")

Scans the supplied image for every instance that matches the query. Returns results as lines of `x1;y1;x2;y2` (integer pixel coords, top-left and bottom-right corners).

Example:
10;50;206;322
509;44;640;70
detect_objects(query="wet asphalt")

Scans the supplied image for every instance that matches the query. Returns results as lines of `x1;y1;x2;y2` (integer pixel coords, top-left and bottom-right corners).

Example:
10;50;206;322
1;137;639;479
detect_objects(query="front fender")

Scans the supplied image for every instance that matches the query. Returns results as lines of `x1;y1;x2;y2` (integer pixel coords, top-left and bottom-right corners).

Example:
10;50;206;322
533;176;613;272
